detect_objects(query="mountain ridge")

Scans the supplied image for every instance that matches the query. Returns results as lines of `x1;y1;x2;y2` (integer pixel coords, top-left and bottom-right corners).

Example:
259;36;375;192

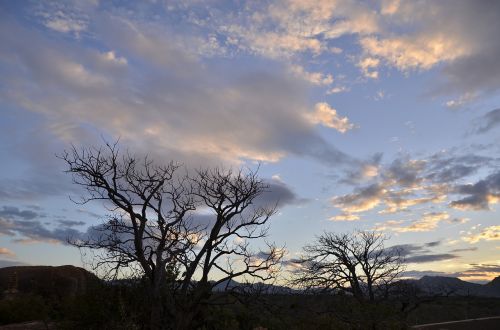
1;265;498;297
402;275;500;297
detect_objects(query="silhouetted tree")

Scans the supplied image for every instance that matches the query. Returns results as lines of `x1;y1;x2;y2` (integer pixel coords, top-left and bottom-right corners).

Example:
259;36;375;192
60;142;283;330
291;231;404;302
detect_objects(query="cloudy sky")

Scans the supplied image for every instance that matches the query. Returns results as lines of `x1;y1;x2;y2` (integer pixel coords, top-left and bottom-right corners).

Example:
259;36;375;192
1;0;500;282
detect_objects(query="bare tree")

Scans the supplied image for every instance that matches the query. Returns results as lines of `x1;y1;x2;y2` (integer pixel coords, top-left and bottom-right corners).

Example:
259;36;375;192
172;167;284;329
60;142;283;330
291;231;404;303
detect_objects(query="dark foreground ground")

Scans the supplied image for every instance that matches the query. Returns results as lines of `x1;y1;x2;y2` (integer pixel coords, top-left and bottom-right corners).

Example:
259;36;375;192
2;317;500;330
0;321;55;330
412;316;500;330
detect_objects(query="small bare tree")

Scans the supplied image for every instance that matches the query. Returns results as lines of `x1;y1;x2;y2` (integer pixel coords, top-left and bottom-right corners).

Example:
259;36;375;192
60;142;283;330
291;231;404;303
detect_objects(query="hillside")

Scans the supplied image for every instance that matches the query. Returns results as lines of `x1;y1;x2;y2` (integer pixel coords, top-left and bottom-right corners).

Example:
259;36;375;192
0;265;99;298
406;275;500;298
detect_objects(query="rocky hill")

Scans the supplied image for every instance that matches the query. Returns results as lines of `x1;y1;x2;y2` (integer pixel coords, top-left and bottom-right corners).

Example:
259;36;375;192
0;265;99;299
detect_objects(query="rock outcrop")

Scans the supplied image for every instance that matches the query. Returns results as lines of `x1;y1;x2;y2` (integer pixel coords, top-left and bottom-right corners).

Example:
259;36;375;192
0;265;99;299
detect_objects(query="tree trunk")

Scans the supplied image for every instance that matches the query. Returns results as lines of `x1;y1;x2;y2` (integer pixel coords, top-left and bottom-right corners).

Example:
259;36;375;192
174;302;197;330
367;281;374;302
150;288;163;330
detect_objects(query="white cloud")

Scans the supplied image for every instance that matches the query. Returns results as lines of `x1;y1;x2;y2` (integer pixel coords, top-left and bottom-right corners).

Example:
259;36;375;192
358;57;380;79
375;212;449;233
38;4;90;36
327;86;349;94
45;16;87;34
99;51;127;66
360;34;467;72
380;0;401;16
329;213;360;222
445;92;477;109
307;102;354;133
290;65;333;86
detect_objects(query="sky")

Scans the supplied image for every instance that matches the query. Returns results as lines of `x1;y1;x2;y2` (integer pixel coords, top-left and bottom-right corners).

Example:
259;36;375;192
0;0;500;283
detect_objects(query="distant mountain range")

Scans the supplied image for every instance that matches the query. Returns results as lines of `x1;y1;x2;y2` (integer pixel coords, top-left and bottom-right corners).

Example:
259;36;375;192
103;274;500;298
211;278;295;294
402;275;500;298
213;275;500;297
1;265;499;298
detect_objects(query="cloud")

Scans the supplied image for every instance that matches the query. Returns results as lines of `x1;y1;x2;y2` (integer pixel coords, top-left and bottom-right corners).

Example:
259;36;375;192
381;194;437;215
327;86;350;94
57;220;87;227
425;241;441;248
0;217;83;245
0;248;15;257
0;15;355;171
36;1;91;36
340;153;382;185
376;212;450;233
404;263;500;282
445;92;477;109
363;1;500;98
0;206;39;220
449;247;477;253
447;217;469;225
175;0;500;100
333;148;500;220
425;152;491;183
289;65;333;86
462;225;500;244
97;51;128;66
380;0;400;16
358;57;380;79
400;212;450;232
208;0;379;59
306;102;355;133
332;156;440;219
329;213;360;222
44;15;87;34
390;241;459;264
466;263;500;275
384;158;425;188
75;208;101;219
179;1;500;98
256;178;308;208
0;207;83;244
450;171;500;210
360;34;465;72
405;253;458;264
474;108;500;134
332;183;384;215
23;0;500;102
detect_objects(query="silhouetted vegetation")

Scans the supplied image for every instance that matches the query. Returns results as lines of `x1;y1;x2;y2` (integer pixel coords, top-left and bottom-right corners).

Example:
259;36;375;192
2;278;500;329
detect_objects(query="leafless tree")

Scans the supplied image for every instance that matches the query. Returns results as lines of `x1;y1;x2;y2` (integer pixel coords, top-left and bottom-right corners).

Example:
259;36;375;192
172;166;284;329
290;231;405;303
60;142;283;330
